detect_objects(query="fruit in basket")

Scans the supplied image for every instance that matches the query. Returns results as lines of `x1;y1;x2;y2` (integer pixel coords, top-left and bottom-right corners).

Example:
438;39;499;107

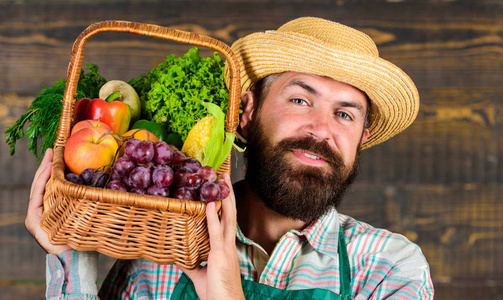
118;129;159;157
197;166;218;183
64;127;119;175
152;165;174;188
153;141;173;165
65;173;83;185
147;185;170;197
68;136;231;202
129;165;152;189
131;119;168;142
131;140;155;164
122;128;159;142
73;94;132;135
174;167;194;188
124;138;142;158
99;80;141;123
217;178;230;199
71;119;112;136
92;171;110;188
180;158;202;172
171;150;187;165
69;168;112;188
80;168;95;186
113;156;136;177
199;182;221;203
186;173;203;190
173;187;196;201
107;179;128;192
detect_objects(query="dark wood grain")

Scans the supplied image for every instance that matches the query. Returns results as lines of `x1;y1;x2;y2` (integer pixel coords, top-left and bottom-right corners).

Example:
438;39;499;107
1;1;502;299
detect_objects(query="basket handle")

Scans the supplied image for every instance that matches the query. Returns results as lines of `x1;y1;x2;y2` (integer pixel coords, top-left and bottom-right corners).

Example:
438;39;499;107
55;20;241;151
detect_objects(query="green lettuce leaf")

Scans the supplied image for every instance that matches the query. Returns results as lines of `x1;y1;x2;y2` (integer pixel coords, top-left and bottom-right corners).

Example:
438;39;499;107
138;47;229;142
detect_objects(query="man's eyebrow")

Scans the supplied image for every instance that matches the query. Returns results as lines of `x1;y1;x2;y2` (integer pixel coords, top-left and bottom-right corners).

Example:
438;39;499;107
284;79;366;114
283;80;319;95
339;101;366;115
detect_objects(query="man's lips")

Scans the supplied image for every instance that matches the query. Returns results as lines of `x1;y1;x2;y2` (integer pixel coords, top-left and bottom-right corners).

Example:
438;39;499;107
291;150;329;166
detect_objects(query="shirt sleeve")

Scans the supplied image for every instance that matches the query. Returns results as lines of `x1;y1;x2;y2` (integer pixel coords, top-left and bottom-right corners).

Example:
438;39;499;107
354;239;435;299
46;249;99;300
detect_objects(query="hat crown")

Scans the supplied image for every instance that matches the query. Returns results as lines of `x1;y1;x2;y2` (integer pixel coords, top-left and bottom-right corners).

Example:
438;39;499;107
277;17;379;57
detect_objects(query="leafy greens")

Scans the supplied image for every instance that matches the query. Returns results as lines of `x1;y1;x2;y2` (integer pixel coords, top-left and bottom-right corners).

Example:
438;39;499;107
133;47;229;142
4;63;107;163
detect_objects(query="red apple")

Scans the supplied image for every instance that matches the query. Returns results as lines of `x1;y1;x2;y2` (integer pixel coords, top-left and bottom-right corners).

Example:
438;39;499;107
117;128;159;157
71;119;112;136
64;126;119;175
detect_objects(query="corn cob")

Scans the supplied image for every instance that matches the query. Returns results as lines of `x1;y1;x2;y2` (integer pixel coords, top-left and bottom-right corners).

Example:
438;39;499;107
181;115;217;163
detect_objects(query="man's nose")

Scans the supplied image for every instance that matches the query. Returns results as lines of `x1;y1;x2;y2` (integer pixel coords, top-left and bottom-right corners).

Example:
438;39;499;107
306;109;331;141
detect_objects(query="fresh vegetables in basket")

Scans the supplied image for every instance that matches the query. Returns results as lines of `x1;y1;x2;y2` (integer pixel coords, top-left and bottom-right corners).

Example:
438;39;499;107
130;47;229;143
182;101;238;171
73;92;132;135
4;63;107;163
64;47;239;202
65;99;236;202
6;46;239;203
6;47;230;160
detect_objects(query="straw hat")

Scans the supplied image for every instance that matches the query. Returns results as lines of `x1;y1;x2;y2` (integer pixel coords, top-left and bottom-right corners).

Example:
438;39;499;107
225;17;419;149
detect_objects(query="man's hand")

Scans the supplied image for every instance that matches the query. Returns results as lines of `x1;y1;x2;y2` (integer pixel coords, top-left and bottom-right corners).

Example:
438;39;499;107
180;173;245;300
25;148;71;255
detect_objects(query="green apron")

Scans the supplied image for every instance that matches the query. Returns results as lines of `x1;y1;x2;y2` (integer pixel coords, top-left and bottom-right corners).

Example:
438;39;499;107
171;227;352;299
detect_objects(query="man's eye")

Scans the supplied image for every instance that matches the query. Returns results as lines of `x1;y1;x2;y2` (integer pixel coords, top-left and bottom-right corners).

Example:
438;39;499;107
337;111;352;120
291;98;307;105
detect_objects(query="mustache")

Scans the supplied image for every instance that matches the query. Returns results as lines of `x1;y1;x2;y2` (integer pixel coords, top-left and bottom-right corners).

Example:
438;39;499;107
276;136;344;168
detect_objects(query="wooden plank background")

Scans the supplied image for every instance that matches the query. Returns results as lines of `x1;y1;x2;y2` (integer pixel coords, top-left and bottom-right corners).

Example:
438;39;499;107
1;0;502;299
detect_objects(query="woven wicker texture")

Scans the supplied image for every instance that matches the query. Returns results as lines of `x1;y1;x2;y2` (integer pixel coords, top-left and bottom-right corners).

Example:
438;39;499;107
41;20;241;269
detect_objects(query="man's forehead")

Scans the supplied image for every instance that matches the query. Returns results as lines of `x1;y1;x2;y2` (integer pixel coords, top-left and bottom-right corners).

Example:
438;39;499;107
273;72;367;99
271;72;354;90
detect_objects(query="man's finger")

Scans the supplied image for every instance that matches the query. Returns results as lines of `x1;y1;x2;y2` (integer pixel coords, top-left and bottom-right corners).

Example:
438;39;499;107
30;149;52;192
220;173;237;242
178;264;203;281
206;201;224;250
29;149;53;209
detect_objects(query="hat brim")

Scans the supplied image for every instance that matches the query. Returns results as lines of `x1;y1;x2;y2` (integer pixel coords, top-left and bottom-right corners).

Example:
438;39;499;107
226;30;419;149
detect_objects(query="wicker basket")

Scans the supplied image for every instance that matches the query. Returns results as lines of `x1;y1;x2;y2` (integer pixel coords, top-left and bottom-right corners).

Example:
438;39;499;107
41;20;241;269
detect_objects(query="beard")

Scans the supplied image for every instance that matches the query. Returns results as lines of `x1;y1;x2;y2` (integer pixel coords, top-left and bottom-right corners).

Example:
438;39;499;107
244;119;361;223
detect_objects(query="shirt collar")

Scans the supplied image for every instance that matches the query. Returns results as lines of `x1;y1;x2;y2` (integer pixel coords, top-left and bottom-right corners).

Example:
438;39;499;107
236;224;254;246
295;207;341;257
236;207;342;257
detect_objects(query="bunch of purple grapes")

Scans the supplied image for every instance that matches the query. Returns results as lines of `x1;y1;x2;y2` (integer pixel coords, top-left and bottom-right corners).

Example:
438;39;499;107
65;138;230;203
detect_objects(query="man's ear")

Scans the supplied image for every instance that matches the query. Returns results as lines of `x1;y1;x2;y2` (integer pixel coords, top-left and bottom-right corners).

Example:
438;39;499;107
360;128;370;146
239;90;256;138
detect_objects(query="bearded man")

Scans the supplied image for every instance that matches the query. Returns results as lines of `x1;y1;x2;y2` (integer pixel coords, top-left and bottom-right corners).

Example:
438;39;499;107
26;17;434;299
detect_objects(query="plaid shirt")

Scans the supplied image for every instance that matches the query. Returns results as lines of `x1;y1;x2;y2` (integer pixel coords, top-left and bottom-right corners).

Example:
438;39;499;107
46;208;434;299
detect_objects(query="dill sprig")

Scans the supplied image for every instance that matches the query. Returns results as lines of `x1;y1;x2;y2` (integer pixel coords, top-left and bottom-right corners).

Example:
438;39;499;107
5;63;107;163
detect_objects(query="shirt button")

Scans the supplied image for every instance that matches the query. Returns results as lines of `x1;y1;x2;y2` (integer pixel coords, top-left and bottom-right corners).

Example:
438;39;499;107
56;270;62;278
266;275;274;282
